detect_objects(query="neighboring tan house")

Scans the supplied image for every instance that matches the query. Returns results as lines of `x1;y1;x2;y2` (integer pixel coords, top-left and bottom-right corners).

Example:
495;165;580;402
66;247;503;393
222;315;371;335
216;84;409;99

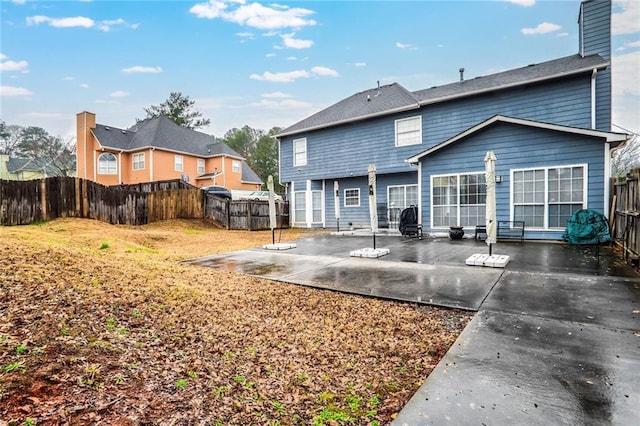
276;0;628;240
76;111;263;190
1;153;76;180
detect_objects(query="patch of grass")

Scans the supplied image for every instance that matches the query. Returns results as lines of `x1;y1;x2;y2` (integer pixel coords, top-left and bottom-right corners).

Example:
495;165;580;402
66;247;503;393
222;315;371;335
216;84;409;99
5;360;26;374
16;344;28;355
176;378;188;389
99;241;110;250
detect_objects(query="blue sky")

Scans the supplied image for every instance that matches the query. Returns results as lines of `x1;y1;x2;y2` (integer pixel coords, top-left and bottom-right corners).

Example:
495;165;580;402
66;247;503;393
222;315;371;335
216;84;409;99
1;0;639;141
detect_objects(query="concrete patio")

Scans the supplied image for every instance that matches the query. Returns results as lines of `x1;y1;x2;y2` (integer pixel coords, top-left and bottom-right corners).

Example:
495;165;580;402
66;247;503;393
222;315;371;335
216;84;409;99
188;234;640;425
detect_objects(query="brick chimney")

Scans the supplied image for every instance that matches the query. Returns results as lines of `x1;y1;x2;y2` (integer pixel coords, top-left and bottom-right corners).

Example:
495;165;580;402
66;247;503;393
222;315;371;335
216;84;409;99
76;111;96;180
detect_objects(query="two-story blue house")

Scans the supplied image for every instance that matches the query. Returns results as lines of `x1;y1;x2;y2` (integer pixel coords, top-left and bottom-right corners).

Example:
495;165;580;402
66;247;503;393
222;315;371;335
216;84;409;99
276;0;628;240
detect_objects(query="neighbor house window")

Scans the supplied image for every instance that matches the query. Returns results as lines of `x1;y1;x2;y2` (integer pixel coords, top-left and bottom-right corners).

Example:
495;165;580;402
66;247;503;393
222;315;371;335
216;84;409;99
344;188;360;207
232;160;241;173
133;153;145;171
294;191;306;223
395;116;422;147
197;159;205;174
293;138;307;167
98;153;117;175
512;165;586;229
175;155;183;172
432;173;486;227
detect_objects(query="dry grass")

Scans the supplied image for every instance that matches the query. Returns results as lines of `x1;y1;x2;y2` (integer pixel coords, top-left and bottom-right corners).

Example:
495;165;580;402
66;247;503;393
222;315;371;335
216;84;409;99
0;218;472;425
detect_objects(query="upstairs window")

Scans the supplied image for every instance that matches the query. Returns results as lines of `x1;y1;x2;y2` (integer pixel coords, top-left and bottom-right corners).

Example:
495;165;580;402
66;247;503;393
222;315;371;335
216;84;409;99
98;153;117;175
175;155;183;172
232;160;241;173
293;138;307;167
197;159;205;174
395;116;422;147
133;153;145;171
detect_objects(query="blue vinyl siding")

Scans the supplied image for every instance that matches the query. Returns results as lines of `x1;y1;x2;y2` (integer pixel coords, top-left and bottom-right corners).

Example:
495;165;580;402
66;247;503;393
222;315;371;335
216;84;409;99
280;74;594;185
419;122;606;240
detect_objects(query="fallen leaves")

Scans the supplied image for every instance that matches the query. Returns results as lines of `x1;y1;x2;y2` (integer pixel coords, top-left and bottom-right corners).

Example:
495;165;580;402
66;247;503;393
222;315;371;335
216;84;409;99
0;218;473;424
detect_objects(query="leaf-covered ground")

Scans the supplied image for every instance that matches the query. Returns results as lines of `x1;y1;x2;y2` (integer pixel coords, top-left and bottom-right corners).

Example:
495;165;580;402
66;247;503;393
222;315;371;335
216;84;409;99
0;219;473;425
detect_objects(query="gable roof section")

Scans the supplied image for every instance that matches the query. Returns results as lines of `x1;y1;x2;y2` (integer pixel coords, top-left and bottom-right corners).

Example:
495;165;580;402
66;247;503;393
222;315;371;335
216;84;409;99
92;116;244;159
276;54;608;138
276;83;420;137
406;115;628;163
241;161;263;184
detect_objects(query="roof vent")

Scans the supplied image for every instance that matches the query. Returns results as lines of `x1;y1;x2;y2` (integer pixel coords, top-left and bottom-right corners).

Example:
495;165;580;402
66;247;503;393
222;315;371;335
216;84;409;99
459;67;465;83
121;130;126;134
105;126;110;131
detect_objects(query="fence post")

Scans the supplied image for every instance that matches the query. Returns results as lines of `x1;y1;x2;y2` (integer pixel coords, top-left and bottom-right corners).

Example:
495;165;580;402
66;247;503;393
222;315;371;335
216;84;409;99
40;179;47;221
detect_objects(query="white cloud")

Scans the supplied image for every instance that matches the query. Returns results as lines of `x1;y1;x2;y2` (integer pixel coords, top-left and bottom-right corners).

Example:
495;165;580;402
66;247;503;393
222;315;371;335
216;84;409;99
248;98;312;109
262;91;291;99
250;66;337;82
12;0;27;4
557;32;569;37
63;76;74;81
190;0;317;30
121;66;163;74
500;0;535;6
250;69;311;83
0;54;6;60
396;41;416;50
80;83;89;89
26;15;137;32
354;62;367;68
612;0;640;36
1;85;33;96
521;22;562;35
0;59;28;72
628;41;640;48
281;33;313;49
110;90;129;98
27;15;95;28
612;50;640;133
311;66;338;77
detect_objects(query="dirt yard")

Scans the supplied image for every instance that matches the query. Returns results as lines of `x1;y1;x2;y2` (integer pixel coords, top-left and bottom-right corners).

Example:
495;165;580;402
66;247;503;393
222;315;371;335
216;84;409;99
0;218;473;425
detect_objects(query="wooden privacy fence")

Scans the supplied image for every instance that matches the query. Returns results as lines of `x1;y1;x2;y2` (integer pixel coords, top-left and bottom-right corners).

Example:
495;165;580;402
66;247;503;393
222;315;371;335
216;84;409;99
205;195;290;230
611;168;639;266
1;177;289;230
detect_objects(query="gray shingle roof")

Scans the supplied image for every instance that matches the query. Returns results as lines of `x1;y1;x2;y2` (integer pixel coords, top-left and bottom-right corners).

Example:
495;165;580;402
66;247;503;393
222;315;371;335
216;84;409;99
92;115;244;159
276;54;609;138
241;161;263;184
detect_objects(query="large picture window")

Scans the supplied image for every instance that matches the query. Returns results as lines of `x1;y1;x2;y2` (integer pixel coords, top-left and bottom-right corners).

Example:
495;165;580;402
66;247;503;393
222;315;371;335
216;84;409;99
395;116;422;147
133;153;145;171
293;138;307;167
432;173;485;227
344;188;360;207
512;165;586;229
98;153;117;175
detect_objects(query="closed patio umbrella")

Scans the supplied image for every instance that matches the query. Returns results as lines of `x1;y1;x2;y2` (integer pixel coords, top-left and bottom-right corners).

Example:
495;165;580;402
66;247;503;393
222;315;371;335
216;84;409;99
334;180;340;231
484;151;497;255
368;164;378;232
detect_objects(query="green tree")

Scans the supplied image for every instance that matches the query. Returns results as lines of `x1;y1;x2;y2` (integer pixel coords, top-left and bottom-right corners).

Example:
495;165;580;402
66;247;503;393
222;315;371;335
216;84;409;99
0;121;24;156
15;126;75;177
222;125;260;165
253;127;281;189
142;92;211;130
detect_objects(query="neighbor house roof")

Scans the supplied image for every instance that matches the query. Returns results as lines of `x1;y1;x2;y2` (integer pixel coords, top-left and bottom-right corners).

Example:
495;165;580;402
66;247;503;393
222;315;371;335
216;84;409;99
406;115;629;163
6;155;76;175
276;53;609;138
92;115;244;159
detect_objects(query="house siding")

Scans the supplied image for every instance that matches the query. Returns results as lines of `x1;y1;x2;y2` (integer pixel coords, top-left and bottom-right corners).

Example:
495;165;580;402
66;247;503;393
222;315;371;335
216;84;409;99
419;122;606;239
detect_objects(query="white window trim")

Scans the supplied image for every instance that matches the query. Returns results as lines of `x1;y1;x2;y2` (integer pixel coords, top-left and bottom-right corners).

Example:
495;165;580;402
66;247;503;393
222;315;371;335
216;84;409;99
197;158;205;174
395;116;422;147
232;160;241;173
344;188;360;208
133;152;145;171
97;153;117;175
510;163;588;230
175;155;183;172
293;138;307;167
430;171;485;229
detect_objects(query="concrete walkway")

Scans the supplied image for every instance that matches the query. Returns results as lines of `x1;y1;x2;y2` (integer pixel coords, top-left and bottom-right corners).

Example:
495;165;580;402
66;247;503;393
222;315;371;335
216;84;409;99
189;234;640;425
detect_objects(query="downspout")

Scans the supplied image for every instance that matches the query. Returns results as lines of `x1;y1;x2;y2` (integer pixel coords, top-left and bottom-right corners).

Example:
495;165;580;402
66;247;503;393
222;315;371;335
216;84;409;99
118;151;123;184
149;148;155;182
222;155;226;187
417;162;422;224
604;143;611;218
591;68;597;129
